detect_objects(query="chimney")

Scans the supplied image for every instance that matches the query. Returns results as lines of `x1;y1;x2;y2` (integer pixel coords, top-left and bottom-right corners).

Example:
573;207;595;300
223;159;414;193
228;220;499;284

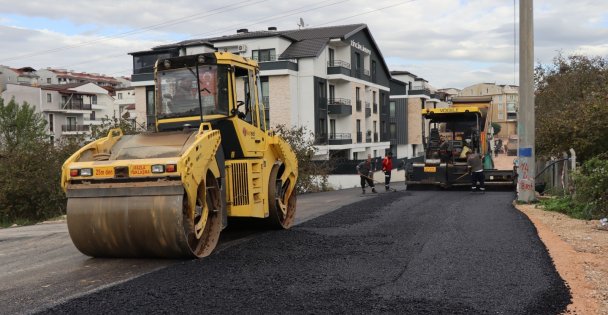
236;28;248;33
268;26;277;31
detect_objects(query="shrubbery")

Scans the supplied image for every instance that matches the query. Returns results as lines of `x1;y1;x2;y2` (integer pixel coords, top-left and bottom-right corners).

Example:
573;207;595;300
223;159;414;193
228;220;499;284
273;124;332;193
540;155;608;219
0;98;82;226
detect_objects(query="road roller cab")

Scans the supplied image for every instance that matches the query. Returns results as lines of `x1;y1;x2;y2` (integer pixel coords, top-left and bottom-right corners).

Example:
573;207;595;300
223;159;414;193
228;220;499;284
61;52;298;258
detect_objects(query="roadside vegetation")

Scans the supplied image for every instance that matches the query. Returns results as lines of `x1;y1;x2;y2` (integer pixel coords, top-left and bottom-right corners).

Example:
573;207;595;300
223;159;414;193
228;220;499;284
0;98;325;227
535;54;608;219
273;124;332;193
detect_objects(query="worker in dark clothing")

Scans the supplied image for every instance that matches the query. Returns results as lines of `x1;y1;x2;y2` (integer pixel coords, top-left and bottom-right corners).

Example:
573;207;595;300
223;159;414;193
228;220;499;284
382;151;393;191
466;151;485;193
356;154;377;194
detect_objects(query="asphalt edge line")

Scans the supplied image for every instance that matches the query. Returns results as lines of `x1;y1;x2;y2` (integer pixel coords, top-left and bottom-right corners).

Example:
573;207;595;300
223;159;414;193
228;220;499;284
514;203;599;315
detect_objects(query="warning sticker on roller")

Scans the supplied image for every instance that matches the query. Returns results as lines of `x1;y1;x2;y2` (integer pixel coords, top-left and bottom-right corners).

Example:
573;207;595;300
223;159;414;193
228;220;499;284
130;165;151;176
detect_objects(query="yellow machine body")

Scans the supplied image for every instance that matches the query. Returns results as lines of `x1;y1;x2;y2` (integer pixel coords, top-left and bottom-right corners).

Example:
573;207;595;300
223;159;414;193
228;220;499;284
61;52;298;258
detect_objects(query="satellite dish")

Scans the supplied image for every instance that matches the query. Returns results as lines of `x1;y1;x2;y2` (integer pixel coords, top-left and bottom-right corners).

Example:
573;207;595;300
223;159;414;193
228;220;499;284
298;17;306;29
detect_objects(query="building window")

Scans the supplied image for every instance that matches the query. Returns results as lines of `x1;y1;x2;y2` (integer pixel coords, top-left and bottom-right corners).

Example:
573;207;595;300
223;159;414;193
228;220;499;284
46;78;51;84
66;116;77;131
389;101;396;117
47;93;52;103
354;52;361;77
251;49;276;62
498;103;504;120
118;93;123;100
330;119;336;136
328;48;335;64
90;111;96;120
353;152;359;160
507;103;517;120
92;95;97;105
146;86;155;128
48;114;54;132
371;60;377;82
390;123;396;139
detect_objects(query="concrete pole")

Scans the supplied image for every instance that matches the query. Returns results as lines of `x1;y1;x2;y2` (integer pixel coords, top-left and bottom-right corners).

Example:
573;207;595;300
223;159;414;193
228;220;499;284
518;0;536;202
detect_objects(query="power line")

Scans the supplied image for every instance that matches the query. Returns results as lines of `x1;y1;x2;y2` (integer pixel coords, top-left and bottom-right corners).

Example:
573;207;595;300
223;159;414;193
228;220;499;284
313;0;418;27
57;0;351;70
0;0;267;63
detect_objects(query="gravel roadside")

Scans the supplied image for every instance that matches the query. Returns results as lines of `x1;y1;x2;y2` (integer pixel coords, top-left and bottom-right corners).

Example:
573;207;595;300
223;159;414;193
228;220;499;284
517;204;608;315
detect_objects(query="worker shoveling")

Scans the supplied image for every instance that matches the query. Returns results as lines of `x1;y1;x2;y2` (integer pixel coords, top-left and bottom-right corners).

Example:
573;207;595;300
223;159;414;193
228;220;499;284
61;53;298;258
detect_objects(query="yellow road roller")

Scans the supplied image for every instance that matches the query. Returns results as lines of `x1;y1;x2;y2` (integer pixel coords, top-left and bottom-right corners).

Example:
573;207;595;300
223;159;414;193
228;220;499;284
61;52;298;258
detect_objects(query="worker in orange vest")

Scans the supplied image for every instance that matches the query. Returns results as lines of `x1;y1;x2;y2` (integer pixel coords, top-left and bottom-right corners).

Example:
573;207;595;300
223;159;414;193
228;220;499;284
382;151;393;191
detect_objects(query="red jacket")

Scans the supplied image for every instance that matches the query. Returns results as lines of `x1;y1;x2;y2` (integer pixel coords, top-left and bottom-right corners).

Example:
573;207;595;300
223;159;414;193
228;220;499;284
382;157;393;171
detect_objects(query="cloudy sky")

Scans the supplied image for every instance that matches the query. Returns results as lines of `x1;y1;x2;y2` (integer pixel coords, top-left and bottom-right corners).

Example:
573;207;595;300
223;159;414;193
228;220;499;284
1;0;607;88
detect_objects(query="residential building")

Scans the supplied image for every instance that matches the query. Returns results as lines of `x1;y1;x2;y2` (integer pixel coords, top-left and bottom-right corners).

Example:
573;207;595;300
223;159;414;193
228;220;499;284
388;71;443;158
114;86;139;127
129;24;393;160
458;83;518;138
36;68;123;88
0;66;39;92
1;82;116;141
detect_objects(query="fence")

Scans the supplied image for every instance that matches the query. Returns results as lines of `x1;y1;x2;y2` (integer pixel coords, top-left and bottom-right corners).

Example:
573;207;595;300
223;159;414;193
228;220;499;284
535;149;577;195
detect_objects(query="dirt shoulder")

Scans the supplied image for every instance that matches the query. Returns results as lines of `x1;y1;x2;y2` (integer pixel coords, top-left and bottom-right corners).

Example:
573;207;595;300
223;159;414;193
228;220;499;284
516;203;608;315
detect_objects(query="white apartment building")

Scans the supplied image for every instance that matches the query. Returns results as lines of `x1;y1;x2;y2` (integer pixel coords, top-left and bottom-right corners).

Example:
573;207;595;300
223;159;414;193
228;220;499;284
129;24;393;160
2;82;116;141
0;66;39;92
36;68;122;88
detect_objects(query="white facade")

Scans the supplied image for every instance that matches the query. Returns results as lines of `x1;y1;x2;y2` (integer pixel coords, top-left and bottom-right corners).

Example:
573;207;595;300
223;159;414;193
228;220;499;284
2;82;117;141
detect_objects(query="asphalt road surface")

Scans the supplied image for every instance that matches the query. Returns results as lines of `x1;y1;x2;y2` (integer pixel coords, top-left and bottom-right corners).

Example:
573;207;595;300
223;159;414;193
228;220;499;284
0;188;364;315
43;190;570;314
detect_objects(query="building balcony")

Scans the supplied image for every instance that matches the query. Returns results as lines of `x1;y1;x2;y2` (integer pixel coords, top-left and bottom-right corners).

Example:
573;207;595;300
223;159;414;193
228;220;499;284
356;131;363;143
328;133;352;145
315;133;328;145
409;88;431;96
328;98;352;116
62;124;90;133
62;100;92;111
259;59;298;71
327;60;351;76
355;100;362;112
252;54;277;62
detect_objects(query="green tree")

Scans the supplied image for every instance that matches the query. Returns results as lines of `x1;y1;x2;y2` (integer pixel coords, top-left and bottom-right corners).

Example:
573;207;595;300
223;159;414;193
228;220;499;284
90;115;145;140
273;124;332;193
0;97;70;224
535;54;608;161
490;122;501;136
0;98;48;153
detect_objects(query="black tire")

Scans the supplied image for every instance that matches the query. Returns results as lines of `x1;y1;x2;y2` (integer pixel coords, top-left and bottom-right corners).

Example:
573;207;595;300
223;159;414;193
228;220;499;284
266;165;296;229
183;171;223;258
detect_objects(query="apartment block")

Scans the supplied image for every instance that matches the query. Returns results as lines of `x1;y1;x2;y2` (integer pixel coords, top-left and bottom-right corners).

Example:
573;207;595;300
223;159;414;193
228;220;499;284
1;82;116;141
458;83;518;138
129;24;394;160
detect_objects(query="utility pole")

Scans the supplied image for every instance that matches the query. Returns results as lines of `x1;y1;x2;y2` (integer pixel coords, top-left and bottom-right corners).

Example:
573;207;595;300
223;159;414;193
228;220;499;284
518;0;536;202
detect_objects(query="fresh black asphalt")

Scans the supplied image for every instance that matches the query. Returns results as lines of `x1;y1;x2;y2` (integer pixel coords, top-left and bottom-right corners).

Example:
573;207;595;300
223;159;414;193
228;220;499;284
44;190;570;314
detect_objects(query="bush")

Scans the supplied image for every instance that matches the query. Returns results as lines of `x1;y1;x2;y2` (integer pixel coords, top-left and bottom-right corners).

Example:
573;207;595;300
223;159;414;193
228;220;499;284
540;155;608;219
572;155;608;218
273;124;332;193
0;97;81;225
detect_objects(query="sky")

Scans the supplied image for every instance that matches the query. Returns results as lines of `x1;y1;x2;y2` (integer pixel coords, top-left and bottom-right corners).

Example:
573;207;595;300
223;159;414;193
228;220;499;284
1;0;607;89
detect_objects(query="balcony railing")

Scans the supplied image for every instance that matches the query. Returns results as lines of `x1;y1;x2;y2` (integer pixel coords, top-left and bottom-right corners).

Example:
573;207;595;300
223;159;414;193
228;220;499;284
315;133;328;145
252;54;277;62
355;100;362;111
328;133;352;145
373;103;378;113
327;60;351;69
356;131;362;143
62;100;92;110
62;124;89;132
328;98;351;105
